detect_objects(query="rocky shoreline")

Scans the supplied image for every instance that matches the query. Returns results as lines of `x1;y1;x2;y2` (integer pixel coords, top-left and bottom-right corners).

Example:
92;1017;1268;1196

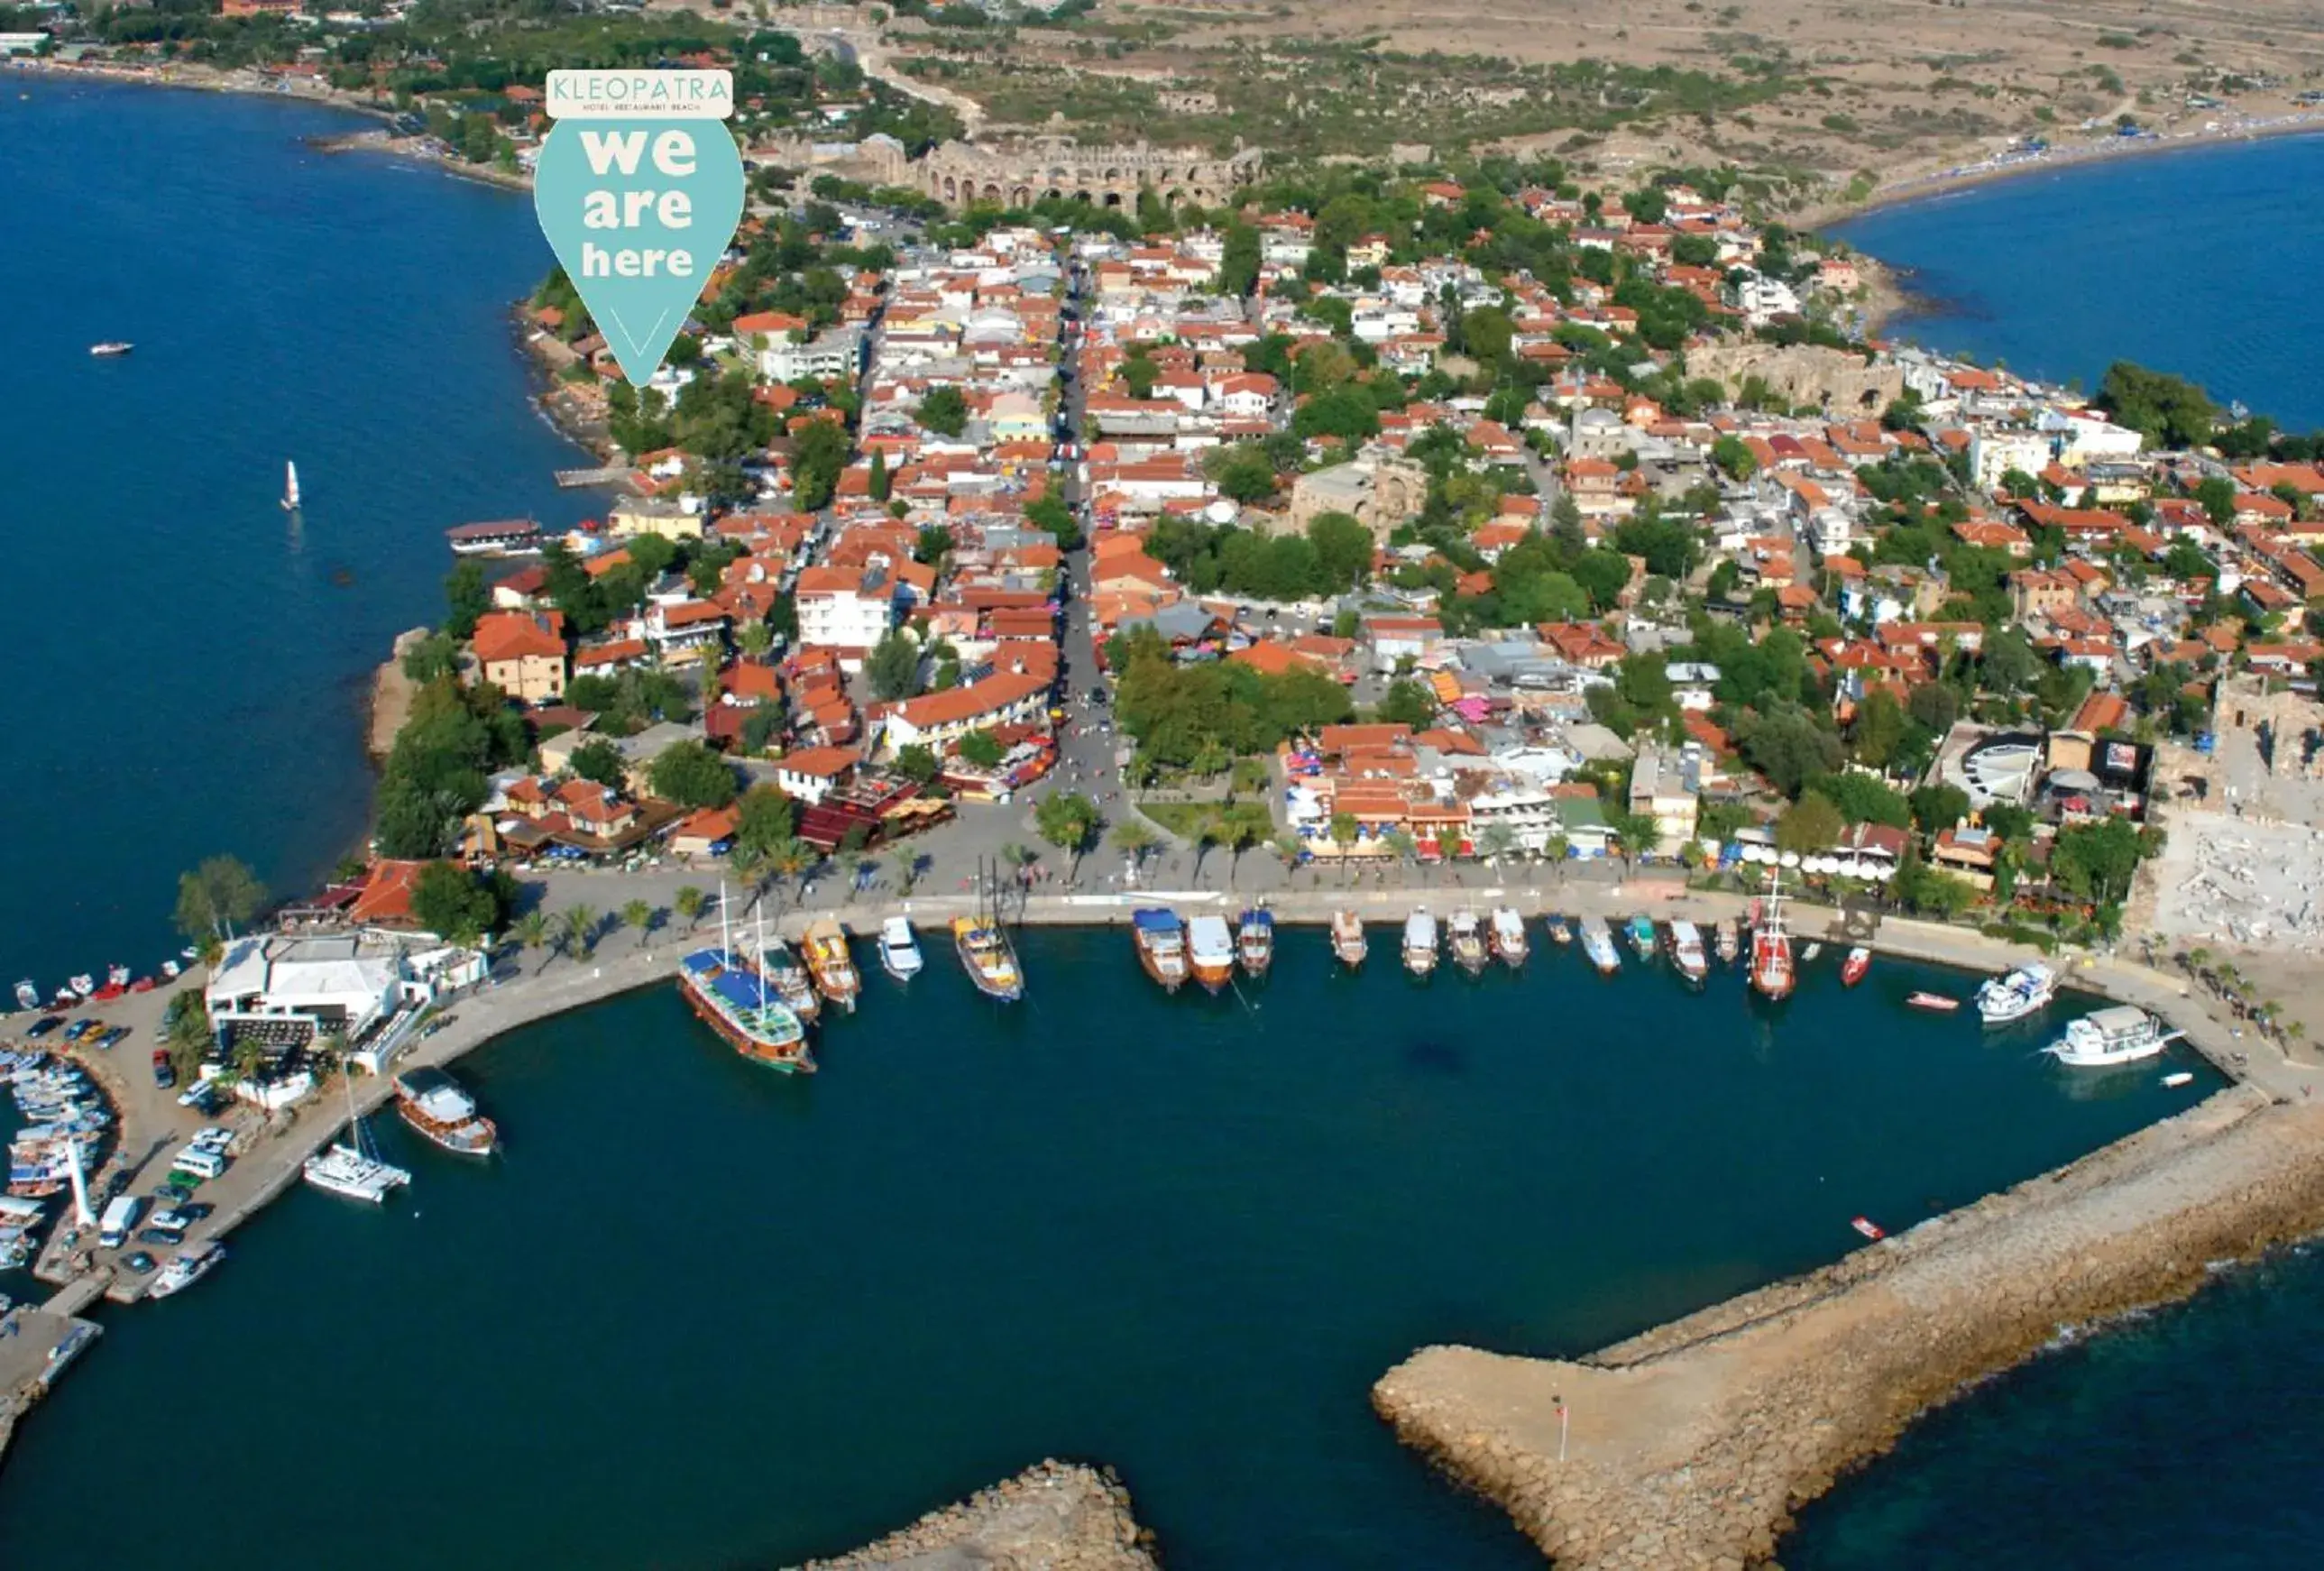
798;1459;1159;1570
1372;1082;2324;1569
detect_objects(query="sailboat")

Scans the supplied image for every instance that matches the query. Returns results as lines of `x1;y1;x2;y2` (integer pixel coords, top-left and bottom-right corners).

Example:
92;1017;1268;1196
302;1070;411;1203
280;460;301;512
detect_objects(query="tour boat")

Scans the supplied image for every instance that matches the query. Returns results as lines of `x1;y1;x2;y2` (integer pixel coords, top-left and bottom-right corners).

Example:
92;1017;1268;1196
952;915;1024;1002
1130;907;1190;993
11;981;34;1012
392;1066;499;1156
877;916;923;981
758;937;821;1023
1545;915;1574;946
1851;1217;1886;1242
1667;920;1709;984
1578;915;1620;975
1186;914;1235;994
2044;1005;2180;1068
1401;910;1438;978
681;896;814;1072
1448;910;1489;976
106;963;130;989
148;1242;225;1299
1329;909;1368;969
1976;962;2056;1025
1906;991;1961;1013
281;459;301;512
1235;906;1273;978
1748;876;1796;1002
1841;946;1871;988
1625;914;1658;957
1489;907;1528;968
88;341;133;357
1714;920;1741;965
801;919;860;1013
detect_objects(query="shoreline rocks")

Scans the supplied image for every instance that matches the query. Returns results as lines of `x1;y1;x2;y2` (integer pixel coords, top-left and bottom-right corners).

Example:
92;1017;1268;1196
797;1459;1158;1570
367;629;427;760
1373;1085;2324;1569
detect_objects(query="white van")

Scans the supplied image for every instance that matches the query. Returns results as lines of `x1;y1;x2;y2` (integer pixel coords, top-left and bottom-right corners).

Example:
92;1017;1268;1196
170;1147;227;1181
98;1195;142;1250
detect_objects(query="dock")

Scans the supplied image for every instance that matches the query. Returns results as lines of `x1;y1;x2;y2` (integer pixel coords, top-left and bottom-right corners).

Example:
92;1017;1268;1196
553;465;636;490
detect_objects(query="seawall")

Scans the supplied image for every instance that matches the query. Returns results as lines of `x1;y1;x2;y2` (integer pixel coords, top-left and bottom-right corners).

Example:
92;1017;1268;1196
1372;1082;2324;1569
798;1459;1156;1570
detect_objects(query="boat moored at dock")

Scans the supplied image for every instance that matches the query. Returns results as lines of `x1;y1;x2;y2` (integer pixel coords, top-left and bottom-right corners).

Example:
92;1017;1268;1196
1402;910;1438;978
2044;1005;2180;1067
1330;909;1368;969
1131;908;1190;993
1714;919;1740;965
1749;875;1796;1002
148;1242;225;1299
1625;915;1658;957
758;936;821;1024
952;915;1024;1002
877;916;923;982
801;919;860;1013
1977;962;2057;1025
1667;920;1709;984
1235;906;1273;978
679;902;815;1073
302;1070;412;1202
1187;914;1235;994
1578;915;1620;975
1489;907;1528;968
1842;946;1871;987
1545;914;1574;946
393;1067;499;1156
1448;910;1488;976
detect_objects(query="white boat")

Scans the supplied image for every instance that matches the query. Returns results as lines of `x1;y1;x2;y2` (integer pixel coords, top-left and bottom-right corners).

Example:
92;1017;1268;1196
161;960;181;979
66;974;93;998
1667;920;1709;983
11;981;34;1011
2162;1071;2195;1089
301;1071;410;1203
1187;914;1235;994
88;341;133;357
1489;907;1528;968
281;459;301;511
2044;1006;2180;1068
1976;962;2057;1025
148;1242;225;1299
1401;910;1438;977
1579;915;1620;975
877;916;923;981
1447;910;1488;975
106;963;130;988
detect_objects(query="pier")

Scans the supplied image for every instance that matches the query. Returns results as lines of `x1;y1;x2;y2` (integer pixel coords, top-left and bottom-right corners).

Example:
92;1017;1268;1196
553;465;636;490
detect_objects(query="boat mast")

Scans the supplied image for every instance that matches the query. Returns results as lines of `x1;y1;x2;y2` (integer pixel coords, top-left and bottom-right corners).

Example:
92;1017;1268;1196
719;877;731;965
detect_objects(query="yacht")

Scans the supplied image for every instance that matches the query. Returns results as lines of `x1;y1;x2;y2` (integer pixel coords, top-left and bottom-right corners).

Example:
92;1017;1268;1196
1448;910;1488;976
1329;909;1368;969
393;1067;499;1156
877;916;923;982
1667;920;1709;984
1131;908;1190;993
1187;914;1235;995
148;1242;226;1299
1488;907;1528;968
758;936;821;1024
952;914;1024;1002
1578;915;1620;975
1976;962;2057;1025
684;899;813;1073
12;980;35;1012
2044;1006;2180;1067
88;341;133;357
1401;910;1438;978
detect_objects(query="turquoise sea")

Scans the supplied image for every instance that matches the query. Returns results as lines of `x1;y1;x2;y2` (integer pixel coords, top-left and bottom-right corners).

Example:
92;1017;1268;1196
0;932;2211;1567
1833;133;2324;431
0;76;587;997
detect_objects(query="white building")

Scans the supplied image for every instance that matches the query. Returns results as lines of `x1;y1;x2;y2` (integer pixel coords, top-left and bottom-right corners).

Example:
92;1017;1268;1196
758;325;865;384
1968;428;2053;492
793;565;896;652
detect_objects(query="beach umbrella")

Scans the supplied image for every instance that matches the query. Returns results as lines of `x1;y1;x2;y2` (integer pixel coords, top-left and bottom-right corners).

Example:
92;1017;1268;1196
1779;851;1802;868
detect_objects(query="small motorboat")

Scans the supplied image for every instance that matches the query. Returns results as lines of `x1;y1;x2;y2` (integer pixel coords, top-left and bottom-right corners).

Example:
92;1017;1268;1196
1329;909;1368;969
877;916;923;981
1545;915;1573;946
1906;991;1961;1013
1841;946;1870;987
11;981;35;1012
1448;910;1489;976
1488;907;1528;968
1625;914;1658;956
1851;1217;1886;1242
66;975;94;998
1714;920;1741;965
2162;1071;2195;1089
1802;942;1824;961
88;341;133;357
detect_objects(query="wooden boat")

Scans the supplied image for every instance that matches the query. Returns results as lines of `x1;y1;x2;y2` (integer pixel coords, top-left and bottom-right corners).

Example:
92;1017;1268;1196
1488;907;1528;968
1906;991;1961;1013
1186;914;1235;994
1130;907;1189;993
393;1067;499;1155
1329;909;1368;969
1667;920;1709;984
1235;906;1273;978
758;937;821;1023
1625;914;1658;956
1448;910;1488;976
1401;910;1438;978
952;915;1024;1002
1841;946;1871;987
1578;915;1620;975
1748;876;1795;1002
1713;919;1740;965
681;923;813;1075
800;919;860;1013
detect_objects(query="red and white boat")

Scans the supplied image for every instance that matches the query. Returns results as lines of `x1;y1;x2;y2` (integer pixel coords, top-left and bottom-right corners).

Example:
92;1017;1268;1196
1841;946;1870;987
1748;875;1795;1001
1906;991;1961;1013
1851;1216;1886;1241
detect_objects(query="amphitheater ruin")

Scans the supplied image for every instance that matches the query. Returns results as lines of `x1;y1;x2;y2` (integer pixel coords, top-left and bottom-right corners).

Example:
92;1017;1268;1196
901;136;1264;211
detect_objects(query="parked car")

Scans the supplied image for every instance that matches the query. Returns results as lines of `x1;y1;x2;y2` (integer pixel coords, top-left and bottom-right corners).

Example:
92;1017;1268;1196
151;1050;176;1089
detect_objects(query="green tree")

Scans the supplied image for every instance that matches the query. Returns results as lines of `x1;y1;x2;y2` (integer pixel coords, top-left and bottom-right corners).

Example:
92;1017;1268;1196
867;448;891;501
674;885;708;932
1851;687;1908;767
569;739;628;788
409;860;499;945
621;897;654;950
1813;773;1911;827
868;629;923;700
2052;817;2148;904
512;909;550;973
957;729;1005;768
1112;819;1158;879
1909;783;1972;832
1329;810;1361;883
648;740;739;809
444;559;491;641
788;418;853;510
2097;361;2215;450
1378;677;1437;729
2193;474;2238;528
175;855;267;947
893;743;941;785
918;383;969;437
1219;801;1272;888
1711;433;1758;479
1307;511;1373;593
560;904;600;964
734;785;797;859
1035;791;1103;886
1774;793;1844;854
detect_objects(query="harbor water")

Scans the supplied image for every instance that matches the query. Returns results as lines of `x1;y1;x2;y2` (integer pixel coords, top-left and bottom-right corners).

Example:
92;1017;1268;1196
0;78;588;995
0;931;2212;1567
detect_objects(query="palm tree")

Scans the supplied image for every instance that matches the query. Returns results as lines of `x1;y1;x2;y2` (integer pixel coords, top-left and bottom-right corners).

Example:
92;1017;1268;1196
561;904;600;964
229;1034;269;1100
1545;831;1571;887
621;898;654;951
1329;811;1360;885
1270;831;1305;887
1190;818;1222;886
513;909;551;974
1476;822;1517;868
1111;820;1157;883
729;842;768;909
674;885;707;932
1383;827;1418;886
770;836;816;914
1221;803;1269;889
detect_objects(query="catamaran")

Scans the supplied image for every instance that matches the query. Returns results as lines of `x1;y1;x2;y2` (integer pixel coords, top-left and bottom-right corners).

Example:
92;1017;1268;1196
1330;909;1368;969
801;918;860;1013
393;1067;499;1156
1235;906;1274;978
1976;962;2056;1025
1187;914;1235;994
2044;1006;2180;1067
1579;915;1621;974
1489;907;1528;968
280;459;300;512
877;916;923;981
1402;910;1438;978
1448;910;1488;976
1131;907;1190;993
1667;919;1709;984
302;1070;413;1204
680;887;813;1072
1749;874;1796;1002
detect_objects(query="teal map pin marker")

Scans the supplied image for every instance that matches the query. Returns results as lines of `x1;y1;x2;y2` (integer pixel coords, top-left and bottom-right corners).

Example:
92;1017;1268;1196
535;70;744;386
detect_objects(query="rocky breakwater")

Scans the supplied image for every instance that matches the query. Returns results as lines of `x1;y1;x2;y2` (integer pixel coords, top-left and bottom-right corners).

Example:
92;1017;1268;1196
800;1459;1158;1570
1373;1082;2324;1569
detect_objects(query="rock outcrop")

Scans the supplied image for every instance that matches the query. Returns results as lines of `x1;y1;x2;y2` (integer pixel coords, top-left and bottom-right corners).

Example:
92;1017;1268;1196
800;1459;1158;1570
1374;1086;2324;1569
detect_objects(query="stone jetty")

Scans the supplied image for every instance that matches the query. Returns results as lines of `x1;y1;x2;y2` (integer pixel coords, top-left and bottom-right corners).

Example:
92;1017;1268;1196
1373;1084;2324;1569
799;1460;1157;1570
